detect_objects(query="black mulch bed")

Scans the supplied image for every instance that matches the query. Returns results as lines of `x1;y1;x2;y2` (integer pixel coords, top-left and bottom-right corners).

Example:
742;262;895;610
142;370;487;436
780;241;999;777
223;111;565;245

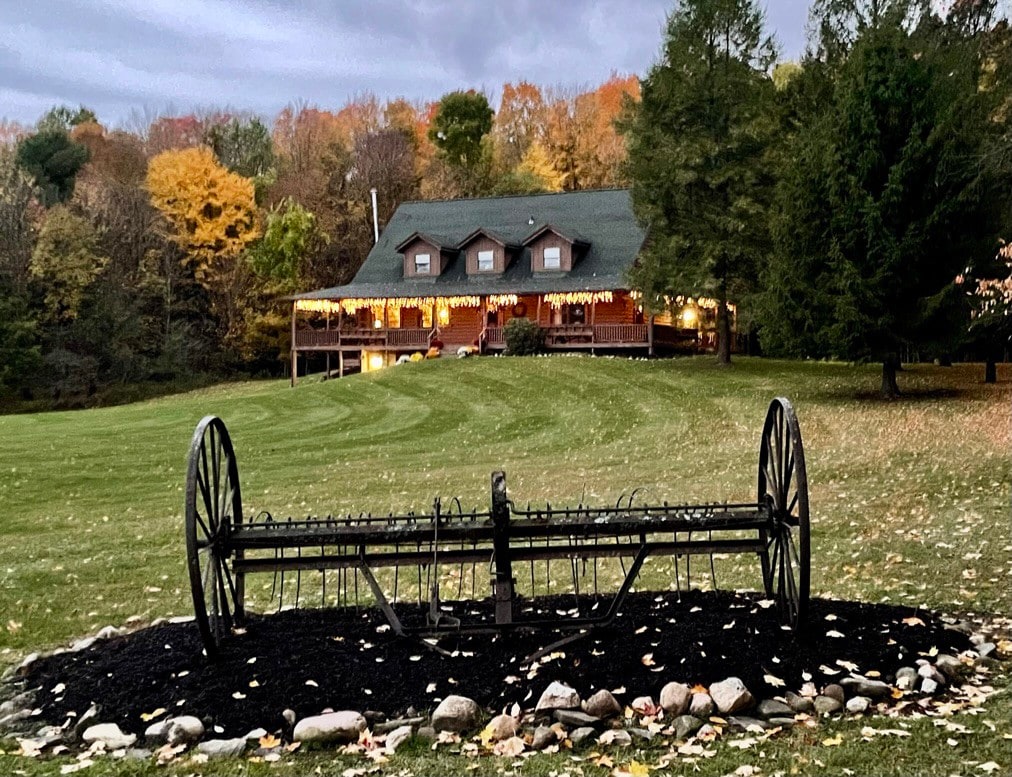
21;591;972;738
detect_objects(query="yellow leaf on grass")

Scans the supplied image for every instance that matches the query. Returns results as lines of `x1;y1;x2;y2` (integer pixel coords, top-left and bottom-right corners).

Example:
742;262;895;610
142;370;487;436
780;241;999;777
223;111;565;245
140;707;166;722
259;734;280;749
822;735;843;746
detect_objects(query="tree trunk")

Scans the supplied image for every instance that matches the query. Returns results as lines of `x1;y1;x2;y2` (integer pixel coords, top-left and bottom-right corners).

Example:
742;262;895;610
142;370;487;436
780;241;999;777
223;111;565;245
985;358;997;384
881;354;901;398
716;299;731;366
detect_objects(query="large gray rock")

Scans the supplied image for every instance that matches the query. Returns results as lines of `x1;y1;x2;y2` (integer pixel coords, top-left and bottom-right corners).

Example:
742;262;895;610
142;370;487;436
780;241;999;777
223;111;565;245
814;696;842;715
486;713;518;741
583;689;622;719
756;699;793;719
895;667;918;691
536;682;580;713
709;677;754;715
689;692;715;718
785;692;814;713
840;677;892;700
674;715;703;740
846;696;871;714
82;723;137;750
167;716;205;746
431;695;482;732
822;684;845;703
917;664;945;685
531;725;555;750
144;719;171;744
375;716;426;734
293;711;367;743
935;655;968;681
554;709;600;728
197;738;246;758
570;726;596;745
659;682;691;715
385;725;413;752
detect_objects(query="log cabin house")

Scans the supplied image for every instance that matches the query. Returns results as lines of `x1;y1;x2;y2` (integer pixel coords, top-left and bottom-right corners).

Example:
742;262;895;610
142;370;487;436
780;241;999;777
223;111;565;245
290;189;733;379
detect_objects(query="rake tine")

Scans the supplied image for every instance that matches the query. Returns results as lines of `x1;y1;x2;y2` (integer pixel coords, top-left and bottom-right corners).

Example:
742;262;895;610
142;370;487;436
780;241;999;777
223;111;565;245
709;529;717;590
295;546;302;608
393;543;400;604
321;544;326;606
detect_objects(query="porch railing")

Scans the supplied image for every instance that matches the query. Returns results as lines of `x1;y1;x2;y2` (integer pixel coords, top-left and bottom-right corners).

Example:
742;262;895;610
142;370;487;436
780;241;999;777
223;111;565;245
592;324;648;343
294;328;430;349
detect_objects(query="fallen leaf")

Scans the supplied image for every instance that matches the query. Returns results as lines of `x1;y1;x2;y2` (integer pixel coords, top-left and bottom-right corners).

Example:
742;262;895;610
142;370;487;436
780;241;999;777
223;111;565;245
259;734;281;749
822;735;843;746
764;673;785;688
641;653;655;666
140;707;166;722
901;616;925;627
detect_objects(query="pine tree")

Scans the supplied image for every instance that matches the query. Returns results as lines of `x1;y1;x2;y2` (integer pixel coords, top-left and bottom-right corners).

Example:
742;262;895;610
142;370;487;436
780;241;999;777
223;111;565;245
622;0;776;364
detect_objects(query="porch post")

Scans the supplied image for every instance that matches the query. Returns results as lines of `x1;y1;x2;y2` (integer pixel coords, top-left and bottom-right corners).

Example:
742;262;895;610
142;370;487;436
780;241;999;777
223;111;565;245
536;295;542;326
290;301;297;387
648;314;655;357
337;308;344;378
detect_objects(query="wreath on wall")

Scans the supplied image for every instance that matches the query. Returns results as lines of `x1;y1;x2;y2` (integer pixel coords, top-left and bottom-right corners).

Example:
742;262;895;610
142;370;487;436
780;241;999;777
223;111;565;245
512;302;527;318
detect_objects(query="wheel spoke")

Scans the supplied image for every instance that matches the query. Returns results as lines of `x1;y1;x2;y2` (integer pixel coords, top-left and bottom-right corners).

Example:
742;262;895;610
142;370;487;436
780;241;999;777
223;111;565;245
210;426;221;525
198;441;216;532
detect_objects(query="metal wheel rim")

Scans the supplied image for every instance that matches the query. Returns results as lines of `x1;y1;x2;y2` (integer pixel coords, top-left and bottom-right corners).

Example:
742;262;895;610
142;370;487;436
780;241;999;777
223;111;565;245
757;398;810;629
185;416;244;655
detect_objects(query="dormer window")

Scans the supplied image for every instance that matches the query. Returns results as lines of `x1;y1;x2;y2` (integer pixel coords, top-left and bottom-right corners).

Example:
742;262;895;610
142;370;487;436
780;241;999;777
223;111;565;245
477;250;494;272
414;253;431;275
543;246;561;270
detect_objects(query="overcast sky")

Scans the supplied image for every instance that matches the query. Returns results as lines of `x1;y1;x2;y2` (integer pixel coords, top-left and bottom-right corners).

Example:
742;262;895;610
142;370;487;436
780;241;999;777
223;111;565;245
1;0;812;129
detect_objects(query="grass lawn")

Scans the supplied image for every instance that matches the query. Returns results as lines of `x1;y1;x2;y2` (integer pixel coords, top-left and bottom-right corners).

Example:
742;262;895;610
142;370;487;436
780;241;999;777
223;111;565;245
0;356;1009;775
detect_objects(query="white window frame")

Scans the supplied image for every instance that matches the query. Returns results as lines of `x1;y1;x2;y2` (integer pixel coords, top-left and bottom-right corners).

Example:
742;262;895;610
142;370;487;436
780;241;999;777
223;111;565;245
414;252;431;275
477;249;495;272
543;246;561;270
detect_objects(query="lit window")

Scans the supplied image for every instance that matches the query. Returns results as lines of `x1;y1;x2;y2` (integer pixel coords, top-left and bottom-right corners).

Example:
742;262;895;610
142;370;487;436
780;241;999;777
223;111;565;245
415;253;431;274
543;246;561;270
477;249;494;272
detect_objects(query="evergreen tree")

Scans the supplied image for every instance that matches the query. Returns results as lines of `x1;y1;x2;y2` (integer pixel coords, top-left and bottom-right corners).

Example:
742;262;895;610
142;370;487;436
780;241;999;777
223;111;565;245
759;2;1011;395
622;0;777;364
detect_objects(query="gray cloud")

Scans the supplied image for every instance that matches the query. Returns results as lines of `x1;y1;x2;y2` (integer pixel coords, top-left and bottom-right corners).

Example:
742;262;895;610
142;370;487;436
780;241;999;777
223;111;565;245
0;0;811;128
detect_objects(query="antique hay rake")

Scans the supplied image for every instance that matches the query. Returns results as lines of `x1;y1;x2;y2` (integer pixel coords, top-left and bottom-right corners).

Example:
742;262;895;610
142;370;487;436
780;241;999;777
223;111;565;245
184;398;810;657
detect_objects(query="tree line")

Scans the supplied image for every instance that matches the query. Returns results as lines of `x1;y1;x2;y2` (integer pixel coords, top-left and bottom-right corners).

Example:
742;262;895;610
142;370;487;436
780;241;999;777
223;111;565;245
0;78;637;406
2;0;1011;407
625;0;1012;394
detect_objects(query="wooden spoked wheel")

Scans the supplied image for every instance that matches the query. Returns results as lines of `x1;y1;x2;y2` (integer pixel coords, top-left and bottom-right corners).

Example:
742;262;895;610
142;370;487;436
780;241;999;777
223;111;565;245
185;416;244;656
757;398;810;630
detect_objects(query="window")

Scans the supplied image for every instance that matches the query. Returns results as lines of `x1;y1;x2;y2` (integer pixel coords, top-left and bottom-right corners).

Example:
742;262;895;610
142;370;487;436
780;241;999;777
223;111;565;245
543;246;561;270
477;249;494;272
414;253;431;275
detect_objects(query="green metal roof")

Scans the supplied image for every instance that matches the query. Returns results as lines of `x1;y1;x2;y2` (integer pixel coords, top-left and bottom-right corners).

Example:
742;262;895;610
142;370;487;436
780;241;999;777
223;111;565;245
295;189;645;300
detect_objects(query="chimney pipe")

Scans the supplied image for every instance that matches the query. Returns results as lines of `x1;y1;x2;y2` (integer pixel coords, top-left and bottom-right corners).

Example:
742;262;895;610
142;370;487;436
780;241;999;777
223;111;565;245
370;188;379;244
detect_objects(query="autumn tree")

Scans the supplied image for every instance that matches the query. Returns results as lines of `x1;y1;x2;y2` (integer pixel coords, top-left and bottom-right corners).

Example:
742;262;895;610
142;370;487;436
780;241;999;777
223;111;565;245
30;206;108;322
759;1;1011;395
147;147;260;347
15;130;90;205
623;0;777;365
0;150;39;289
573;75;639;189
494;81;546;169
145;114;205;156
516;141;564;192
351;129;418;227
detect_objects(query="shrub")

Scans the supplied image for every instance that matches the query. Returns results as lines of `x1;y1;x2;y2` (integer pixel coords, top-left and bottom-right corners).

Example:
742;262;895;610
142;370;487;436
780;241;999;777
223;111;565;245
503;318;544;355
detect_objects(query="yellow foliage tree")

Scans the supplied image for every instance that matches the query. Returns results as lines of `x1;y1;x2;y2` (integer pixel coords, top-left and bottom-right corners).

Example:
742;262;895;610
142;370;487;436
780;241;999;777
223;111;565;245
146;147;259;287
517;141;564;192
